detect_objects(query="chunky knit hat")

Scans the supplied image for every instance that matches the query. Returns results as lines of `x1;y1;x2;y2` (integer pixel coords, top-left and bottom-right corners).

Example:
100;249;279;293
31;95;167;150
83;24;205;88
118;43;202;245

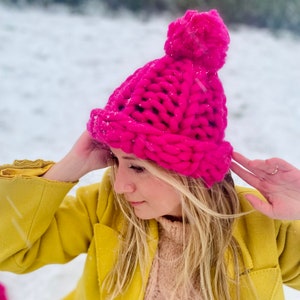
87;9;233;187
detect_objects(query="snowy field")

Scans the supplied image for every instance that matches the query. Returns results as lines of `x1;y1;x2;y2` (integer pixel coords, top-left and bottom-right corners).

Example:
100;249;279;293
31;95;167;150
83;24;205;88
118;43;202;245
1;3;300;299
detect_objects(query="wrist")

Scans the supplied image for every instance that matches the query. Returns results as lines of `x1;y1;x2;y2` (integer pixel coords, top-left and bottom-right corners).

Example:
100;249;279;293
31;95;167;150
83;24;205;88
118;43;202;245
42;154;87;182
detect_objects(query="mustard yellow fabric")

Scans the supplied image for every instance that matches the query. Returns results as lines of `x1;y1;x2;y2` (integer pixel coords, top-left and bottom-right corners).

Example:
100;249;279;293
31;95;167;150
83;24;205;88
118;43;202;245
0;159;54;177
0;160;300;299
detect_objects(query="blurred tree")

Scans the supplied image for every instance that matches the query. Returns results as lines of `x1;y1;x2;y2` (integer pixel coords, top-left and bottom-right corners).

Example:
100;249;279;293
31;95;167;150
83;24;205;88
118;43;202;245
2;0;300;34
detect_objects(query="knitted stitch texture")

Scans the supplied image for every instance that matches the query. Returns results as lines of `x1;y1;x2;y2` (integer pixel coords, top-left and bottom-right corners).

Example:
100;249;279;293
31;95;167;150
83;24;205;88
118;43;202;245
87;9;232;187
144;217;200;299
0;283;7;300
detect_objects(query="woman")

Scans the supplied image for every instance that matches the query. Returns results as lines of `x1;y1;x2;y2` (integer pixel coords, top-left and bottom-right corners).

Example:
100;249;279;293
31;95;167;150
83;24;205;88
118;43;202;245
1;9;300;300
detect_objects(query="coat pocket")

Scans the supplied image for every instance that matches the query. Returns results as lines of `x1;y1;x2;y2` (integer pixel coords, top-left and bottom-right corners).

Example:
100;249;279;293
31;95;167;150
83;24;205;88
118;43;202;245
239;266;284;300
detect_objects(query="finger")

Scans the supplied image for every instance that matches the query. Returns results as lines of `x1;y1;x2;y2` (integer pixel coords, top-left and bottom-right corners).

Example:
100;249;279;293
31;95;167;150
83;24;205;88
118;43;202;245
264;157;296;172
233;152;282;178
232;152;250;168
230;161;262;187
232;152;263;175
249;158;280;175
245;194;275;218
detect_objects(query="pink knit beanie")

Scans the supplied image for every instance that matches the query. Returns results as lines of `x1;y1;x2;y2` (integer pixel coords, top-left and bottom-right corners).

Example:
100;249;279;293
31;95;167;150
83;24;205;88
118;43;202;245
87;9;233;187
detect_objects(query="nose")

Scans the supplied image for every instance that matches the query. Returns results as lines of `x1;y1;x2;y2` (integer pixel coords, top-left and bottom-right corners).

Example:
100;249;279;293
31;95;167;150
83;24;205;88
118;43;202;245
113;168;135;194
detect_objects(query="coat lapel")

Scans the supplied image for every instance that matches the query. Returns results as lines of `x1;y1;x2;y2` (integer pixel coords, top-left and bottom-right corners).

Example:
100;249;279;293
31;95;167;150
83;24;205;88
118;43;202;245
94;220;159;299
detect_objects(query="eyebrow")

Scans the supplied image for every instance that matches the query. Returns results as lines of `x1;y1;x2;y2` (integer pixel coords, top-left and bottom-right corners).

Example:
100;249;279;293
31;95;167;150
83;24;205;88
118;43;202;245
111;152;137;161
122;156;137;161
110;148;140;162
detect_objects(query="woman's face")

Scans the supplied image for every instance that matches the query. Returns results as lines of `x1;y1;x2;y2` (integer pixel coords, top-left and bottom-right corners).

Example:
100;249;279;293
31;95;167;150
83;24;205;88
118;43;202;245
111;148;182;220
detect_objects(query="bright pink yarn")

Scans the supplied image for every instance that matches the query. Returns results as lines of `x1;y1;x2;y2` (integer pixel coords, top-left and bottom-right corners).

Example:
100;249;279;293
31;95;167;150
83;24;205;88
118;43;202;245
165;10;229;71
87;9;233;187
0;283;7;300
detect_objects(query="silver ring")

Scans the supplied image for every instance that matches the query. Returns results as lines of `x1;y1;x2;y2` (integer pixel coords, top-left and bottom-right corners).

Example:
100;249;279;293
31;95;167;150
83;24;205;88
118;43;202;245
270;165;279;175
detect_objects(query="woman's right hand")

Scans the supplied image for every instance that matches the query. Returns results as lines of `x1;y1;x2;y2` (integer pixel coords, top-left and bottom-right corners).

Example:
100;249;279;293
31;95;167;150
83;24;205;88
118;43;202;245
43;131;111;182
231;152;300;220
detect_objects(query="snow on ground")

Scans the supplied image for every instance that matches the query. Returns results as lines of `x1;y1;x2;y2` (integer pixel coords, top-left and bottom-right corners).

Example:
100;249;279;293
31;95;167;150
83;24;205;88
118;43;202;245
0;4;300;299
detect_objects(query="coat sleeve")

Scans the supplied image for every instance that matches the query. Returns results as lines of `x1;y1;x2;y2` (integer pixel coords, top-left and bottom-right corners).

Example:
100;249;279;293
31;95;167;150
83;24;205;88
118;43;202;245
276;219;300;289
0;159;102;274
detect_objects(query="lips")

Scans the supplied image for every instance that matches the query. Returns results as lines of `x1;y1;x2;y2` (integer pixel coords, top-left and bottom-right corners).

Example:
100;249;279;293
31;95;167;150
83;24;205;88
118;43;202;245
128;201;145;207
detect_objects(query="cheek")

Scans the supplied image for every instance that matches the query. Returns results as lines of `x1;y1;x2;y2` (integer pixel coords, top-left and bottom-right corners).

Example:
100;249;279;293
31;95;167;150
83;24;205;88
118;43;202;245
151;181;181;203
138;175;181;203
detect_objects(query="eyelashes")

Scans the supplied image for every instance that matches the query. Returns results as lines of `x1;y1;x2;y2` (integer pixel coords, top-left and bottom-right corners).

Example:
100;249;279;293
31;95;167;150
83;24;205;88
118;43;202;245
129;164;145;173
109;152;146;174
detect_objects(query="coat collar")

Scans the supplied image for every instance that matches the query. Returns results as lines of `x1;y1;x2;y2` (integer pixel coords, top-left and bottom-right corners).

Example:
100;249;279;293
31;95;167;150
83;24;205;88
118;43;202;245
95;219;159;300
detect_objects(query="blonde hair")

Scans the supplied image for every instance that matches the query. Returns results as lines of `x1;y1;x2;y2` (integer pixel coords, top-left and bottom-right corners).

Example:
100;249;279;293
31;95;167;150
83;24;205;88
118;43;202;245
103;160;243;300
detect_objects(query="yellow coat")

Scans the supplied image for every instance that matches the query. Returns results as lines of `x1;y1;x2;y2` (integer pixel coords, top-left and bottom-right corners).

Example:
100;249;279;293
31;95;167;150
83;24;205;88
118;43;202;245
0;161;300;299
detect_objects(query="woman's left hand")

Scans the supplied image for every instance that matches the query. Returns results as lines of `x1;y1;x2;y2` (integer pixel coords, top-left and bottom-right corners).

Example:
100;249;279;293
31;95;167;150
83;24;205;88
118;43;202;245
230;152;300;220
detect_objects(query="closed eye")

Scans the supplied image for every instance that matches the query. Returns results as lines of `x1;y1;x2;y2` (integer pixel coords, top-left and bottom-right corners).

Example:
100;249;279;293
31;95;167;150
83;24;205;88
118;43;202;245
129;164;145;173
110;149;145;173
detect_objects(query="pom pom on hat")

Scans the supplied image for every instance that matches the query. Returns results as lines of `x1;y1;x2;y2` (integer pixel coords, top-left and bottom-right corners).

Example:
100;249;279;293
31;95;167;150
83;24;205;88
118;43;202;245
87;9;233;187
165;10;230;71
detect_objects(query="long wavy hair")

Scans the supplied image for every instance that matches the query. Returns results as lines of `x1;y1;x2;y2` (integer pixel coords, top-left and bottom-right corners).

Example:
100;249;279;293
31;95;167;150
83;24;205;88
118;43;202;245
102;159;244;300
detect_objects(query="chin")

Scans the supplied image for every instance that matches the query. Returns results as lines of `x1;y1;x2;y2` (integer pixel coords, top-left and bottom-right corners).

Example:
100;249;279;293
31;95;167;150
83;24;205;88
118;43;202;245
135;214;156;220
133;210;158;220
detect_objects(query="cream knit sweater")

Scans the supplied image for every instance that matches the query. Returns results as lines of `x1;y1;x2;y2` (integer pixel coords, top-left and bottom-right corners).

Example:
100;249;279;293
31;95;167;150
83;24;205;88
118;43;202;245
144;217;201;299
